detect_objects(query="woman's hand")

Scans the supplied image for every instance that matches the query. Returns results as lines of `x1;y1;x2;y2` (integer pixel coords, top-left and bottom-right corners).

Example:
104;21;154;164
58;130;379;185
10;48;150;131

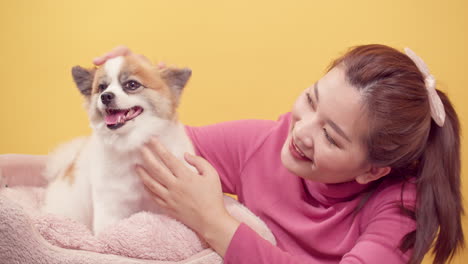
92;45;166;69
136;138;240;256
93;45;132;66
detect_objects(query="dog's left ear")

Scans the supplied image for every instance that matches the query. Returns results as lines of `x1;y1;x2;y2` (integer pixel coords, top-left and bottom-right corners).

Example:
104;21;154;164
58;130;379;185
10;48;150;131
160;68;192;93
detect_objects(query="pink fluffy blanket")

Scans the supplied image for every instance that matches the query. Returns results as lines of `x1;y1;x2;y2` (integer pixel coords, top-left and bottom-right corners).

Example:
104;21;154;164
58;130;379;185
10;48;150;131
0;185;275;264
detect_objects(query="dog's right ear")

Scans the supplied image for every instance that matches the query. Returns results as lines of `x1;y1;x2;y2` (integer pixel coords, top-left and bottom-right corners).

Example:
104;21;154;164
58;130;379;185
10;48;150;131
71;66;96;97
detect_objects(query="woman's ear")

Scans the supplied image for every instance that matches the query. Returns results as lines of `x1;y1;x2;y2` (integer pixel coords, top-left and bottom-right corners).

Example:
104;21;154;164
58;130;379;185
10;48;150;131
355;166;391;184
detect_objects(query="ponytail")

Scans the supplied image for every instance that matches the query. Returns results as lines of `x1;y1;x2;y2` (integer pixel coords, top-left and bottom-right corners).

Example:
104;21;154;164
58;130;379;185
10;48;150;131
330;44;464;263
406;90;464;264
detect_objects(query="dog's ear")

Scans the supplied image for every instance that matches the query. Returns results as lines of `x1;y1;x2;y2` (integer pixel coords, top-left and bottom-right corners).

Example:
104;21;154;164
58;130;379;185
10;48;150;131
71;66;96;97
160;68;192;93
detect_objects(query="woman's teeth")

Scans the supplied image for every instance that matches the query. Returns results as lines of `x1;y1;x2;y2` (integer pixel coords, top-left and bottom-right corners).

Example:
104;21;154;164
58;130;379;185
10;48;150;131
293;141;307;158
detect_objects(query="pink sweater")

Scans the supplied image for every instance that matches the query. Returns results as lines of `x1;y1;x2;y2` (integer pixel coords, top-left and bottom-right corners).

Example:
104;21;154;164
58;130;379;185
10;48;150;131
185;113;416;264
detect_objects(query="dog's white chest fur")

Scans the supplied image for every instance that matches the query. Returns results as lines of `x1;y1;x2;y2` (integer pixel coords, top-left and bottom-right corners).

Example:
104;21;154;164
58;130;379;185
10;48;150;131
43;122;194;234
88;136;152;232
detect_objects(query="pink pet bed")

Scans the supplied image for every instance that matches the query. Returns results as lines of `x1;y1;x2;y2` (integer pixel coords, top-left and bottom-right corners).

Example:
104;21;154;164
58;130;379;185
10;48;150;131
0;176;275;263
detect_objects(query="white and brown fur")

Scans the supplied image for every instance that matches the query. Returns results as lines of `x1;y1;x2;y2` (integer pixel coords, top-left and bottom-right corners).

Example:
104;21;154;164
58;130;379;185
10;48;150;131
43;54;194;234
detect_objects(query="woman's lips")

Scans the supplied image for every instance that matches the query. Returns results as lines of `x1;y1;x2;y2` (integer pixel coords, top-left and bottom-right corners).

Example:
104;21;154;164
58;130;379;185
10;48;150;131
289;138;312;162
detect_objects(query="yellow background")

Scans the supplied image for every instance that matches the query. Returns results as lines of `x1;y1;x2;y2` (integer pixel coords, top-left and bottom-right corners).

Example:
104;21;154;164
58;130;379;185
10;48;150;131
0;0;466;262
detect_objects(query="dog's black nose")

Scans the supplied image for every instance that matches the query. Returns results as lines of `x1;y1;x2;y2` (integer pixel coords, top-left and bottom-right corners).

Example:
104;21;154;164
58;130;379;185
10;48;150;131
101;92;115;105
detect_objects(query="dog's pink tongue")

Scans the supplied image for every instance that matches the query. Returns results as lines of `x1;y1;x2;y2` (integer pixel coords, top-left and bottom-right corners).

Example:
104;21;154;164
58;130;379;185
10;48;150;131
105;112;126;125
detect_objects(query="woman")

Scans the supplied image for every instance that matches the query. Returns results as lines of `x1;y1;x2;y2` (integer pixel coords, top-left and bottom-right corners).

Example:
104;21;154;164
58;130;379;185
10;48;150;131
1;44;464;263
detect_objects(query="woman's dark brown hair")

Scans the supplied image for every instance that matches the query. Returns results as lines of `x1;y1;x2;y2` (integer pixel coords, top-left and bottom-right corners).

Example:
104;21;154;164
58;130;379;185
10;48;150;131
330;44;464;264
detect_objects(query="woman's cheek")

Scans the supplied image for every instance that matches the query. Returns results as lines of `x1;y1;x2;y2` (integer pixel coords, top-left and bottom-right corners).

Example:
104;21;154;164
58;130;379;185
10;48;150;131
316;148;344;172
291;103;302;121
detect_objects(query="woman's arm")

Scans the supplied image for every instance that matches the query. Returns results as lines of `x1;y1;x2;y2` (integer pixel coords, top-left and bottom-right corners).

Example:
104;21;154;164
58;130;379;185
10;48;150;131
136;138;318;263
340;188;416;264
136;139;415;263
206;196;415;264
0;154;48;187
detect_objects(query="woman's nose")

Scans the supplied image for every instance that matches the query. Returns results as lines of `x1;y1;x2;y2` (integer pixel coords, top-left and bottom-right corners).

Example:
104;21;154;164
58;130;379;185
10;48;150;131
295;120;315;148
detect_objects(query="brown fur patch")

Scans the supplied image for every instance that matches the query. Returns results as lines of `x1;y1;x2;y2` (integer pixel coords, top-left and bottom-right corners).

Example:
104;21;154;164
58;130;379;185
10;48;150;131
62;162;75;184
121;55;178;120
60;142;85;185
121;55;170;94
91;70;110;95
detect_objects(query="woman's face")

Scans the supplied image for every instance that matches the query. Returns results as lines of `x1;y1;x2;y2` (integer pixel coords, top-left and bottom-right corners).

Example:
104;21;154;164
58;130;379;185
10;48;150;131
281;66;375;184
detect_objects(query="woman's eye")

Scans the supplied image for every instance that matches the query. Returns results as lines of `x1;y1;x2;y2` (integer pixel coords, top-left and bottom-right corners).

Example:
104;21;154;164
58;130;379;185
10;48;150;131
125;80;141;90
323;128;337;147
98;84;108;92
306;93;315;110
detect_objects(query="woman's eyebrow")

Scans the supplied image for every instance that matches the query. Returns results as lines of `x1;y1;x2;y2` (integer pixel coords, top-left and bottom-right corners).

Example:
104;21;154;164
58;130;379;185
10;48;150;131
314;82;319;102
314;82;352;143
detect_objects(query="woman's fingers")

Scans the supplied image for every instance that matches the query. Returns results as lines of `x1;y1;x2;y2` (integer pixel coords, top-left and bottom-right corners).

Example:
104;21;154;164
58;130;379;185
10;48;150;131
139;146;175;187
136;165;168;204
147;138;190;177
157;62;167;69
93;45;131;66
92;46;168;72
184;153;217;176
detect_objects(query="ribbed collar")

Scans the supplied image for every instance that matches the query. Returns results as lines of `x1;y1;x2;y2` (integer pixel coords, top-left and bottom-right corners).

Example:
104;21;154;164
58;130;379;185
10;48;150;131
303;179;370;206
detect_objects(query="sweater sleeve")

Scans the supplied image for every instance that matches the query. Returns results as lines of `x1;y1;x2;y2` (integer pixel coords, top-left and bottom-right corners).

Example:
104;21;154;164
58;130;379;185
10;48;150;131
223;209;414;264
224;188;416;264
224;224;311;264
185;119;275;194
340;184;416;264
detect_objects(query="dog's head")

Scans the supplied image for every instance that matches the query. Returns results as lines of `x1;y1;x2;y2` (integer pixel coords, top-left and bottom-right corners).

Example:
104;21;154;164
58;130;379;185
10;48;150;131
71;54;191;150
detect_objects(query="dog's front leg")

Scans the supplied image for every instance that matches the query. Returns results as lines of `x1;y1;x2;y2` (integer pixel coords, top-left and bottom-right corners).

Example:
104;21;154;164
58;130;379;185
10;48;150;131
91;171;143;235
92;196;139;235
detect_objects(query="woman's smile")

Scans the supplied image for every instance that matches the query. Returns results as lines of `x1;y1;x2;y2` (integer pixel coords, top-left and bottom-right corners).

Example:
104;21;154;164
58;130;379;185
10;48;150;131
289;137;313;162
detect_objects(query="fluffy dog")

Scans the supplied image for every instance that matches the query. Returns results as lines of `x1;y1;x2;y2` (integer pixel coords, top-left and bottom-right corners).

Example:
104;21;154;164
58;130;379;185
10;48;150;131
43;54;194;234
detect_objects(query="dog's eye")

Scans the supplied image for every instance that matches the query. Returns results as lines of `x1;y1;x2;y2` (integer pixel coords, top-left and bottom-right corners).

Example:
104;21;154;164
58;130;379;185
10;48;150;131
98;84;108;92
124;80;141;91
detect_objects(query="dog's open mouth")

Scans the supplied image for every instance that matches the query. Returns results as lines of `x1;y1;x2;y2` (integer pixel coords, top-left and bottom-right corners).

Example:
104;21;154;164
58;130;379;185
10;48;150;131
105;106;144;130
